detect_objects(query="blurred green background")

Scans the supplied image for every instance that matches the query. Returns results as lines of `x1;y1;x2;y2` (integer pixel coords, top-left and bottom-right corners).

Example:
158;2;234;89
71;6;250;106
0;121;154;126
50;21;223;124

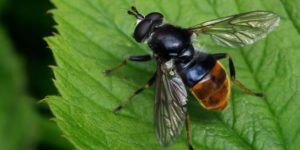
0;0;72;149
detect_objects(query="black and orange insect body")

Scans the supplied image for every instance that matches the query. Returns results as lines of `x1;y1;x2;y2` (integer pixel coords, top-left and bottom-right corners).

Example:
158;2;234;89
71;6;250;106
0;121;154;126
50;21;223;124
104;6;280;150
190;61;230;111
174;51;229;111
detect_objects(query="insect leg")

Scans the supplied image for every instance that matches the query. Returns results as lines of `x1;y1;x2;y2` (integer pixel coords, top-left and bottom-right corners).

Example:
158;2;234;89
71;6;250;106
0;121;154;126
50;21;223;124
114;72;156;113
103;54;152;75
212;53;264;97
185;112;194;150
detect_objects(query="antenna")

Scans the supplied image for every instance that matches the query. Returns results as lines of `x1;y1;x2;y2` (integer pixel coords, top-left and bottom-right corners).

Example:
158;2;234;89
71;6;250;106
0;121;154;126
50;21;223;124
127;6;144;20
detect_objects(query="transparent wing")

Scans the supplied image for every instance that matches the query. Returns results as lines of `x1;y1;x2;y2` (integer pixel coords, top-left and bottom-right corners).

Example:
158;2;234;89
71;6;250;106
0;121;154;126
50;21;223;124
154;60;187;147
188;11;280;48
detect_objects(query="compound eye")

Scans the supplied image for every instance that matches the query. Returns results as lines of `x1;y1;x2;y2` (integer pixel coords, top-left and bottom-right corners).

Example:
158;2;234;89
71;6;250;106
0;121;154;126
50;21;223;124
133;19;152;42
133;12;164;43
145;12;163;24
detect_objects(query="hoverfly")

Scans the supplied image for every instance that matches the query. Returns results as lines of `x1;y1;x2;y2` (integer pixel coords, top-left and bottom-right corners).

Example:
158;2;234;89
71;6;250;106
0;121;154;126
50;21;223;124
104;6;280;150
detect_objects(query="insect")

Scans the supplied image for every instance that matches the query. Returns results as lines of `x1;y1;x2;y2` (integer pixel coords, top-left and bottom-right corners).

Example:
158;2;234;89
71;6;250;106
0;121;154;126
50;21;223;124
103;6;280;150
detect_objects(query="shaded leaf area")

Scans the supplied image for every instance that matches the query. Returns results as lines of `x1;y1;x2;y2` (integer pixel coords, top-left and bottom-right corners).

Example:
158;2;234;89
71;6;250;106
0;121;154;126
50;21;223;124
0;25;38;150
45;0;300;149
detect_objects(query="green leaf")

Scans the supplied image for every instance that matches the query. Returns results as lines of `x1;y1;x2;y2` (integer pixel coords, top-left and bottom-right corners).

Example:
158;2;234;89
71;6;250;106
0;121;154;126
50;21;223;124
0;25;38;150
45;0;300;149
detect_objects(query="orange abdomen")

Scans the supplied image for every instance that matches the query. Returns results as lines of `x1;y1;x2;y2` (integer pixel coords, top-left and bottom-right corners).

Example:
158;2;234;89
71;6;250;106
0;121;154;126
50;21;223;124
191;62;230;111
